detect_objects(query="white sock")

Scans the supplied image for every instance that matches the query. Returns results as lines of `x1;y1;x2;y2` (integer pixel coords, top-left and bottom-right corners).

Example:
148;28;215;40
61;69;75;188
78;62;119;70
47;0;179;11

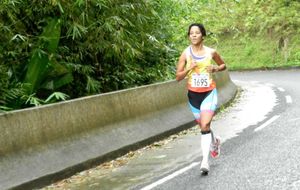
201;132;212;164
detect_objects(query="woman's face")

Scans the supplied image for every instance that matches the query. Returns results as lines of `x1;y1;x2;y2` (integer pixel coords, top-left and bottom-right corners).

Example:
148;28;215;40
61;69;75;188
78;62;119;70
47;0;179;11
189;26;203;45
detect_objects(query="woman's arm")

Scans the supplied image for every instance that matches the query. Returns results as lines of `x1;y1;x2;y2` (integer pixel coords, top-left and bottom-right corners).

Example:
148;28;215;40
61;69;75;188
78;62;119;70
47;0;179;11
211;50;226;72
207;50;226;73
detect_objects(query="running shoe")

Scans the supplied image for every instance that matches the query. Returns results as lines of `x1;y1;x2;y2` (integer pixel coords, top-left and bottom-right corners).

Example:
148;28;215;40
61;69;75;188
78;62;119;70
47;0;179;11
210;136;221;158
200;161;209;174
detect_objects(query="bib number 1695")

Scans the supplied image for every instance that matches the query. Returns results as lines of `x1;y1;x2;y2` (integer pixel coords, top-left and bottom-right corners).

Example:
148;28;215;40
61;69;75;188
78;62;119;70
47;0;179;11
191;73;209;88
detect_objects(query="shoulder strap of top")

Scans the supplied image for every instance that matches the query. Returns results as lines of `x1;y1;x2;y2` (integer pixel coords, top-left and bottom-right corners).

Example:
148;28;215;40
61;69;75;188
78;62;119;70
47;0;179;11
184;46;191;58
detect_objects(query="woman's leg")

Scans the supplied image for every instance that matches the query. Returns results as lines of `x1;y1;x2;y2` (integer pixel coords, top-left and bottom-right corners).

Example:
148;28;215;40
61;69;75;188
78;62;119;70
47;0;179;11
199;112;214;172
187;89;218;173
199;89;218;172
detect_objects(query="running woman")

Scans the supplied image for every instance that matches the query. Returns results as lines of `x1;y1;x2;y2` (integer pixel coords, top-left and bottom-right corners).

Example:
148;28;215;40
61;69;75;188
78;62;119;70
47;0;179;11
176;23;226;174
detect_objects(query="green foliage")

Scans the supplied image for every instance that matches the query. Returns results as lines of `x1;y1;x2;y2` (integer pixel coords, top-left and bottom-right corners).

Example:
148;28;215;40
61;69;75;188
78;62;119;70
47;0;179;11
24;17;73;94
166;0;300;71
0;0;171;111
0;15;73;111
24;49;51;94
45;92;69;104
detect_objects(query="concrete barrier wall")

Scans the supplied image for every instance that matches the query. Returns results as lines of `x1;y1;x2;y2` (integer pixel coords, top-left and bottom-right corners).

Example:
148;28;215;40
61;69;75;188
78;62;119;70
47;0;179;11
0;78;187;156
0;70;237;190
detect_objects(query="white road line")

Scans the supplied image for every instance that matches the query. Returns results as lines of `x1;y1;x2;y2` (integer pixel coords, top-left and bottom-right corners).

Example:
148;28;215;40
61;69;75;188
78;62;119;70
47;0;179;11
286;95;292;104
289;117;300;122
277;87;285;92
265;83;274;87
254;115;280;132
140;162;200;190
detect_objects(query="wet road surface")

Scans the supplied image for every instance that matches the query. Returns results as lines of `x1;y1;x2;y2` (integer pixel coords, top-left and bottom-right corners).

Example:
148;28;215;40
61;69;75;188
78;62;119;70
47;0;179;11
41;69;300;190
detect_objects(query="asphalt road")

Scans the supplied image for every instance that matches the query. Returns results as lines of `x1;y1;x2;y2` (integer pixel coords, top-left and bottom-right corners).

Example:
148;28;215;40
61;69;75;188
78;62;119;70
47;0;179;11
42;69;300;190
139;69;300;190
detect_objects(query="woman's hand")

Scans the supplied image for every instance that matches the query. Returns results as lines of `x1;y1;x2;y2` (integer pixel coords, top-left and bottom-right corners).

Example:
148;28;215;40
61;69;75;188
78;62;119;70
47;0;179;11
188;60;197;71
206;65;219;73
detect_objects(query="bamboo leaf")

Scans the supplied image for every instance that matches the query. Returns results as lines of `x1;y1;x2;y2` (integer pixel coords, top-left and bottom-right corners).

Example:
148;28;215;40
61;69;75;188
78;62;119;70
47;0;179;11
10;34;27;42
40;18;61;53
24;49;49;94
42;72;73;90
45;92;69;103
25;93;44;106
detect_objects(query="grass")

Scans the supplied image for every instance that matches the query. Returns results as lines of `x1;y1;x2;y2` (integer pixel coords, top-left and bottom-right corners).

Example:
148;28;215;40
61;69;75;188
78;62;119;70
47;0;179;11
214;34;300;71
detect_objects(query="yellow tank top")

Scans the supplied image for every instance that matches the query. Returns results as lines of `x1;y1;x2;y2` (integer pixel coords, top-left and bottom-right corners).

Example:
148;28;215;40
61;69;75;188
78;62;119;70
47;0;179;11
185;46;216;92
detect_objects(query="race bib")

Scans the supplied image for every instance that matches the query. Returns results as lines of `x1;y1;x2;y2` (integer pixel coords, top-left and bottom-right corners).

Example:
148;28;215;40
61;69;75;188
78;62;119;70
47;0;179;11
191;73;210;88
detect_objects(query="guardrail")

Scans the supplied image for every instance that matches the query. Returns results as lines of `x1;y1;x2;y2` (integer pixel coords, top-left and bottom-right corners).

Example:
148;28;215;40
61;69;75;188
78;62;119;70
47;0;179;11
0;70;237;190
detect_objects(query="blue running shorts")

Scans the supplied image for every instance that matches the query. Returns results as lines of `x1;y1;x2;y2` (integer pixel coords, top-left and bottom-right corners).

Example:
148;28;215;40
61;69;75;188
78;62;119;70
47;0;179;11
187;88;218;123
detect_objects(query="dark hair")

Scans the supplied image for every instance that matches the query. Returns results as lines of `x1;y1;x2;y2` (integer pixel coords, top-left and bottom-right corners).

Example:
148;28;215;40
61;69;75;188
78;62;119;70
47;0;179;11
187;23;206;37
